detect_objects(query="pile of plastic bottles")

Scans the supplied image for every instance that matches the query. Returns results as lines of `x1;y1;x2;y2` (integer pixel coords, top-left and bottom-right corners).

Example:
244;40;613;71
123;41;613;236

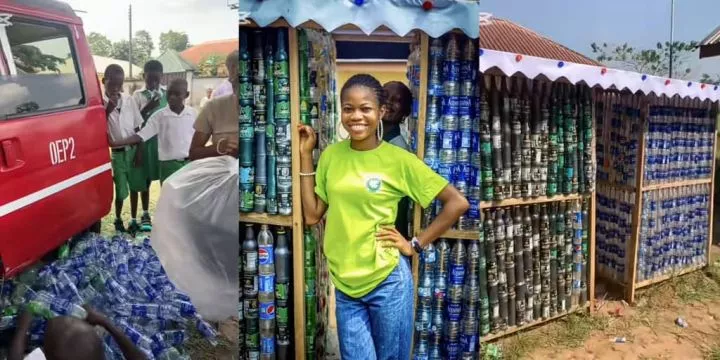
637;184;710;282
0;233;216;360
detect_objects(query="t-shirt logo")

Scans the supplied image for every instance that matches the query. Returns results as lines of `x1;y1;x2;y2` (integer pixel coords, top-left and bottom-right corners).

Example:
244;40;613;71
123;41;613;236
365;176;382;193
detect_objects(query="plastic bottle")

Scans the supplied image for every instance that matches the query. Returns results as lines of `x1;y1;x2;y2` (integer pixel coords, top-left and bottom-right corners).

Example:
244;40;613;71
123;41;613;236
242;224;260;358
257;225;276;359
274;228;291;360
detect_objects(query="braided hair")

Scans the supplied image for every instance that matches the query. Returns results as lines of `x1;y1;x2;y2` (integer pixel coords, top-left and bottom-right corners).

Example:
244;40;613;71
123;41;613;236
341;74;386;108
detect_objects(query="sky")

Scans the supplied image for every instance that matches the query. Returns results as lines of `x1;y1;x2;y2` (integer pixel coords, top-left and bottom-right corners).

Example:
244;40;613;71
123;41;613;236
481;0;720;79
65;0;238;56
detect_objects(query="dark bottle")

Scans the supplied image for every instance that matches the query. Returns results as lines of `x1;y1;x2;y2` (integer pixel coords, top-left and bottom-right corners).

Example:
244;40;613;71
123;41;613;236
510;82;523;198
265;35;278;215
520;82;533;198
480;93;494;200
503;210;516;327
548;203;558;317
539;204;551;319
556;201;566;312
512;207;526;326
275;228;291;360
484;210;499;332
521;206;533;323
490;78;505;200
531;205;541;319
501;81;513;199
494;209;508;329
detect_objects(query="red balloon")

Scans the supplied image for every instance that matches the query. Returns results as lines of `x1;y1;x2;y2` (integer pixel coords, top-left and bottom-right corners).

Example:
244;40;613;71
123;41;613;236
422;1;433;10
515;54;523;62
665;79;671;85
600;68;607;75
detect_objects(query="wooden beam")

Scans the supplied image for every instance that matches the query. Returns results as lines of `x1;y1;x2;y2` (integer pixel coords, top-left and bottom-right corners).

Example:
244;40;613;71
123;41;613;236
625;94;647;303
288;28;306;360
410;32;429;356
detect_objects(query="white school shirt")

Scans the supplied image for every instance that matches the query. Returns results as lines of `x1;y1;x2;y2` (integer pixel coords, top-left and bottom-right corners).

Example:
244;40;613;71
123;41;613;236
137;106;198;161
132;86;167;116
24;348;46;360
106;93;144;147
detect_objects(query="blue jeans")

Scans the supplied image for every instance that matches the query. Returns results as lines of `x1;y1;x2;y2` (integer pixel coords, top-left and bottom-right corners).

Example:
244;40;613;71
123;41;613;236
335;256;414;360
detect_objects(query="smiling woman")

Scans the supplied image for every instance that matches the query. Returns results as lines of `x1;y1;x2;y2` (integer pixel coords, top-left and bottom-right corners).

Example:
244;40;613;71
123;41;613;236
298;73;469;360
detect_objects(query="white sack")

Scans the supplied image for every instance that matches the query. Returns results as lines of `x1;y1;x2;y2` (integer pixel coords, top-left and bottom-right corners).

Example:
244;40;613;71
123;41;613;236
151;156;239;322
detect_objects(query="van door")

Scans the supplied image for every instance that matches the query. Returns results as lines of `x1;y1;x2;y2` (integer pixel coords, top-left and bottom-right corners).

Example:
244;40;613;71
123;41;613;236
0;13;112;277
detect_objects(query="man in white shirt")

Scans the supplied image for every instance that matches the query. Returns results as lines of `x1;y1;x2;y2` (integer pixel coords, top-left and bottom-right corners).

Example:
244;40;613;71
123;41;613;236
103;65;144;234
111;79;197;184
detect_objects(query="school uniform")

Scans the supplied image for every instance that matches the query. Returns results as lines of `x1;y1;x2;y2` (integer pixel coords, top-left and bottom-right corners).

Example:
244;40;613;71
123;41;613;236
131;87;167;188
137;106;198;183
106;93;144;201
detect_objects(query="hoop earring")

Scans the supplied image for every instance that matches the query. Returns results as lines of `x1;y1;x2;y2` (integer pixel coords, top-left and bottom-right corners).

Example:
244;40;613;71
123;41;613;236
376;120;384;141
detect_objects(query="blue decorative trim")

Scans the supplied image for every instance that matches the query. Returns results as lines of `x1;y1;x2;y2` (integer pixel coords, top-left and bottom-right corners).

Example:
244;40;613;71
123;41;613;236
240;0;479;38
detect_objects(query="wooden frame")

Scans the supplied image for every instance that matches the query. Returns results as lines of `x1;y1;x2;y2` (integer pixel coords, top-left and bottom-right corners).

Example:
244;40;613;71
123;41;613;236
594;93;718;304
238;23;306;359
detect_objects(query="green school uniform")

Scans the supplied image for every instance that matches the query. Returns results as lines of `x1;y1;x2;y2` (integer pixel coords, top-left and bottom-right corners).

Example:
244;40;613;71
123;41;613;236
315;141;448;298
128;88;166;189
111;146;140;200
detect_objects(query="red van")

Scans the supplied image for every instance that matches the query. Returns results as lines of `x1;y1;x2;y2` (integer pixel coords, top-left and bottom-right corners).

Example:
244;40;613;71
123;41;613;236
0;0;112;277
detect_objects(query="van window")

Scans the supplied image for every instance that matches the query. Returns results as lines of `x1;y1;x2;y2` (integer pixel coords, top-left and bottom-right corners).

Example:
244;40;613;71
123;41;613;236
0;17;84;120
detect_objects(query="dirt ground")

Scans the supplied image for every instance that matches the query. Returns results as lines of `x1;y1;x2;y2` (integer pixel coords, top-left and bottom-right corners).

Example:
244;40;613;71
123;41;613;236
486;246;720;360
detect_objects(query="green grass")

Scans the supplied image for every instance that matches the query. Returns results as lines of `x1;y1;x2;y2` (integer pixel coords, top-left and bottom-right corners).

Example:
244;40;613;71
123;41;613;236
100;182;161;237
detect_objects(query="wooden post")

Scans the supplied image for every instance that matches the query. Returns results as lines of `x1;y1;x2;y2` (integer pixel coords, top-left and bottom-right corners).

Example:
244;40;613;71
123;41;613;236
410;32;430;357
708;100;717;267
626;94;647;303
288;28;307;360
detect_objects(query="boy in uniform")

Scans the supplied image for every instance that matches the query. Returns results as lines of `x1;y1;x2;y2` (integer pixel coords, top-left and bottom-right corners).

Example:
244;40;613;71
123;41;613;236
103;65;144;234
130;60;166;234
110;79;196;184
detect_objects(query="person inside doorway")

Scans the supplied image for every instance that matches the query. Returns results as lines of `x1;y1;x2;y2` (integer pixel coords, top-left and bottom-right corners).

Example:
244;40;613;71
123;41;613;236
298;74;469;360
189;51;239;160
382;80;414;241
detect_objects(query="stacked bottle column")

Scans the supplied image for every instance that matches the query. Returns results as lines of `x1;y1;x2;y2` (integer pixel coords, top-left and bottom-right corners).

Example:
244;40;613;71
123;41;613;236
242;223;294;360
239;28;293;216
422;34;481;231
411;199;590;358
297;28;338;359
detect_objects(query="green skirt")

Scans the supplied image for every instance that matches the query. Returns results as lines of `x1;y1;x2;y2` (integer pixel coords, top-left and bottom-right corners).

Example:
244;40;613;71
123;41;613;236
160;159;188;184
143;136;160;181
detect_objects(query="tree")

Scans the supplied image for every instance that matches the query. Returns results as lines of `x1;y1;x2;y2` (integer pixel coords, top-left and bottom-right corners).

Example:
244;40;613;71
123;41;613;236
198;54;223;77
111;40;131;63
132;30;154;67
159;30;190;53
110;30;154;68
590;41;699;79
12;45;66;73
88;32;113;57
700;73;720;85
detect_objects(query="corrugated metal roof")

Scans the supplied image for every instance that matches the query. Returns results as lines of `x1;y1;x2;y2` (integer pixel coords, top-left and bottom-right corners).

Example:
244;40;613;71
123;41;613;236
156;50;196;74
480;17;600;66
700;24;720;46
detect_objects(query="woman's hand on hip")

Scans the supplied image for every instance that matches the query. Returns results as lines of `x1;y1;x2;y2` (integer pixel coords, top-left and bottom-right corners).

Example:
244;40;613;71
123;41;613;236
377;226;413;256
298;125;316;155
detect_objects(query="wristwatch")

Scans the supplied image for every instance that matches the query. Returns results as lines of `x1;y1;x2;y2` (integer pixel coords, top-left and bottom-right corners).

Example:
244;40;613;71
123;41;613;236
410;237;423;254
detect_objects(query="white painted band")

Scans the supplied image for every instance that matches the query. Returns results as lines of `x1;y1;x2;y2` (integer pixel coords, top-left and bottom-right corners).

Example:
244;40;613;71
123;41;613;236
0;162;112;218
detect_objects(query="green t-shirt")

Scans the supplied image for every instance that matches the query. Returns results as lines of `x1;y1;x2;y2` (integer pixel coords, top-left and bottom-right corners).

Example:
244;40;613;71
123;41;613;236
315;140;449;298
